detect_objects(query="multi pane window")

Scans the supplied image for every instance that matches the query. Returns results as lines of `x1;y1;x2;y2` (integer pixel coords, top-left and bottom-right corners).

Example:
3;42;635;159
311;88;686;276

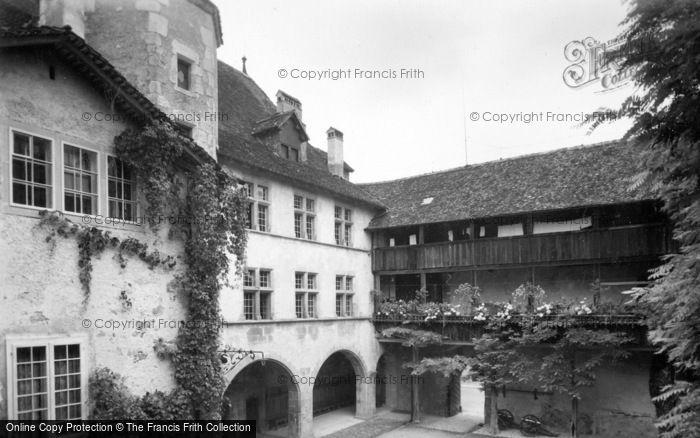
242;268;273;320
11;131;53;208
107;156;137;221
335;275;355;317
307;294;317;319
295;272;318;318
243;292;255;320
63;144;98;215
335;205;353;246
9;340;84;420
293;195;315;240
239;180;270;232
295;293;304;319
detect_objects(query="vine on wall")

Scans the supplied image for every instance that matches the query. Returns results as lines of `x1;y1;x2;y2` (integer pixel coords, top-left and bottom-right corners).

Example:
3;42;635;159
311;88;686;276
38;210;176;302
114;121;248;419
38;121;248;419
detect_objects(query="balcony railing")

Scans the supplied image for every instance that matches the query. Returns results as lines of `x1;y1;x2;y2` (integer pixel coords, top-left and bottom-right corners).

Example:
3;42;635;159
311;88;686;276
373;313;648;345
372;223;672;272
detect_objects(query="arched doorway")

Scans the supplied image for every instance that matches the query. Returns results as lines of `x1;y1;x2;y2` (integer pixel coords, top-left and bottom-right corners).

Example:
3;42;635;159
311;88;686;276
313;351;358;415
311;350;370;436
223;360;300;435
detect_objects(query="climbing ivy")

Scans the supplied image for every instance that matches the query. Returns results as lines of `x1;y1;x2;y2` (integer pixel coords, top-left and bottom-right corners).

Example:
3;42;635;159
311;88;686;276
113;121;187;231
37;210;176;302
114;121;248;419
171;161;248;418
38;120;248;419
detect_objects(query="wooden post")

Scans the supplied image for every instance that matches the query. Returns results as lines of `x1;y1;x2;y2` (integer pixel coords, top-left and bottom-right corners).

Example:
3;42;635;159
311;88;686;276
411;346;421;423
489;385;499;434
571;354;578;438
571;397;579;438
418;225;425;244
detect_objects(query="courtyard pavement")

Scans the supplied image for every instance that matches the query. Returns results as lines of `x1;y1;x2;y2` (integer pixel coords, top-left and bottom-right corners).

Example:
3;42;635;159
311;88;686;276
316;408;484;438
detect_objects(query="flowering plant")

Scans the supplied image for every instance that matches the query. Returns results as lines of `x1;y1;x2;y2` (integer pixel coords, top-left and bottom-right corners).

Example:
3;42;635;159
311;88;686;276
536;303;553;317
512;282;546;313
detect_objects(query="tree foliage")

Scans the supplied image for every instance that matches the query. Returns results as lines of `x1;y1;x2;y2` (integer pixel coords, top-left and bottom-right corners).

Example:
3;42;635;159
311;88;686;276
381;327;444;348
592;1;700;435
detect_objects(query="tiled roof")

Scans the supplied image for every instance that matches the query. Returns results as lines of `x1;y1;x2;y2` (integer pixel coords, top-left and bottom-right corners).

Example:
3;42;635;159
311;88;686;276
0;25;213;165
361;141;657;229
217;61;384;209
0;1;37;29
252;111;309;142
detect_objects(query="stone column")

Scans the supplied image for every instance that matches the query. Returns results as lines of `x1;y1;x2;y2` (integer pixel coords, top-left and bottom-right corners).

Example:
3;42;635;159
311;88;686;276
300;384;315;438
355;373;376;419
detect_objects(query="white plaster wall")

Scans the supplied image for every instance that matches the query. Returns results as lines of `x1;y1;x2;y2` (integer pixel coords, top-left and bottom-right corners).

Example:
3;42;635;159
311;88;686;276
220;167;377;322
0;50;186;418
217;165;384;419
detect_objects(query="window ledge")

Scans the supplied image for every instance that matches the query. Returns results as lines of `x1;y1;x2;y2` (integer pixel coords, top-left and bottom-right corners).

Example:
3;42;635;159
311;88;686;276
2;207;147;233
224;317;371;326
174;86;197;97
247;229;368;253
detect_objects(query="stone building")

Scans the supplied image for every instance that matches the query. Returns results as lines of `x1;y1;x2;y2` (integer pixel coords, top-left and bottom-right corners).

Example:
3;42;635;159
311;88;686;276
362;143;670;437
215;63;385;436
0;1;671;437
0;0;221;422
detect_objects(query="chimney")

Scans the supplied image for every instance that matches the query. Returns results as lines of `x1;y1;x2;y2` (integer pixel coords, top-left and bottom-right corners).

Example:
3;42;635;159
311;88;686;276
40;0;92;39
241;56;247;75
276;90;302;121
327;127;345;178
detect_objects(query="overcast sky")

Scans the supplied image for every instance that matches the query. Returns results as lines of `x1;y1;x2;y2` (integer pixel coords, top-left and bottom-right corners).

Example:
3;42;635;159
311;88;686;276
214;0;636;183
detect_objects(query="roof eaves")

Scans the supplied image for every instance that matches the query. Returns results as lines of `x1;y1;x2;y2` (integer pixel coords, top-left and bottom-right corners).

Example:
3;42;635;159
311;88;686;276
219;151;385;210
1;25;214;167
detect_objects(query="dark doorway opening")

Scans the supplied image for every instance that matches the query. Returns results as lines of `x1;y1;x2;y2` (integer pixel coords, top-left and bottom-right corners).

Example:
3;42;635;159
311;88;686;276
313;352;357;415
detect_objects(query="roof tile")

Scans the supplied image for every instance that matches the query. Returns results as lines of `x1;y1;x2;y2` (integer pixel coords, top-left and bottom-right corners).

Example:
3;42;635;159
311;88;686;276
361;141;656;229
217;61;383;209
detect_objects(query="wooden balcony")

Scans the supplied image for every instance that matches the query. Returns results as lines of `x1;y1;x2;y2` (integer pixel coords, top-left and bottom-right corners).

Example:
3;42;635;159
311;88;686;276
373;313;649;345
372;224;672;272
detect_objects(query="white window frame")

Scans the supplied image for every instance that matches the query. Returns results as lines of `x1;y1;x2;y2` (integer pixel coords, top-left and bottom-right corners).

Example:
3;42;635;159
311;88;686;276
335;275;355;317
62;141;101;217
293;194;316;240
6;334;88;420
239;180;271;232
9;128;56;211
106;154;139;224
242;268;273;320
294;272;318;319
334;204;354;247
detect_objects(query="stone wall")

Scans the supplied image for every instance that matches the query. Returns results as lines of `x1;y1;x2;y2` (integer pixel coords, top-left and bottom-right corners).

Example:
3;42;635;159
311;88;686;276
0;49;186;418
84;0;220;157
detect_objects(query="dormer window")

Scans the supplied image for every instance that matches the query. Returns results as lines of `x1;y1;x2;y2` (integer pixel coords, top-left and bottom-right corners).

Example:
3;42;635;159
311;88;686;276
280;144;299;162
177;57;191;90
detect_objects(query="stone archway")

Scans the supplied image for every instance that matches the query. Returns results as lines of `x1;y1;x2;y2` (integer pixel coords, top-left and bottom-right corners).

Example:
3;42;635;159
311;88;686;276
312;349;374;420
223;359;302;437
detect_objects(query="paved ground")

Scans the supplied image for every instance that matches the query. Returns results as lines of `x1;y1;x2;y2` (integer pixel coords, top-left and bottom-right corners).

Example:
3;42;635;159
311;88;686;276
319;409;483;438
258;406;486;438
324;415;408;438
